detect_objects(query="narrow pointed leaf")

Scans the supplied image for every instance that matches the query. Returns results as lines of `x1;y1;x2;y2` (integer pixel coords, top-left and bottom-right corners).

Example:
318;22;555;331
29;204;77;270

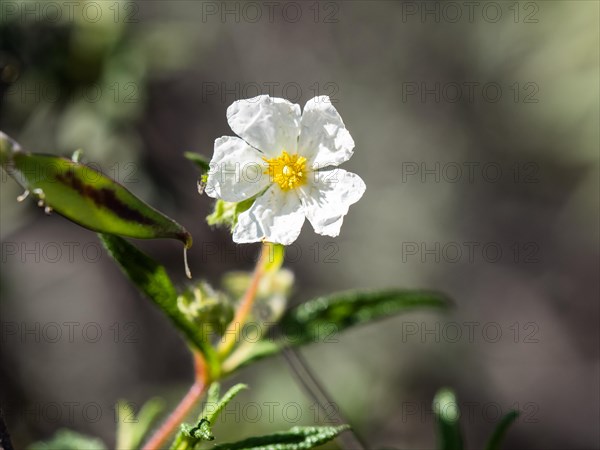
99;234;218;371
280;289;451;344
171;383;248;449
224;289;450;372
205;383;248;423
1;132;191;248
204;383;221;411
115;398;164;450
211;425;350;450
485;410;520;450
184;151;210;172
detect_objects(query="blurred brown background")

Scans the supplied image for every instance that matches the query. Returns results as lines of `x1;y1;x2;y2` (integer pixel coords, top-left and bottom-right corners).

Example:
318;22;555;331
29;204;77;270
1;1;598;449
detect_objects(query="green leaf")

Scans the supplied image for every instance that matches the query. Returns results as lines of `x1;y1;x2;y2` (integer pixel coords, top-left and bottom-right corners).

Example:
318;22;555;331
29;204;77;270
177;419;214;446
281;289;451;344
184;152;210;195
28;429;107;450
99;234;219;374
0;131;19;166
115;398;165;450
433;388;463;450
204;382;222;410
485;410;520;450
206;198;255;230
0;132;191;248
210;425;350;450
204;383;248;423
183;152;210;173
223;289;450;372
171;383;248;450
222;340;280;373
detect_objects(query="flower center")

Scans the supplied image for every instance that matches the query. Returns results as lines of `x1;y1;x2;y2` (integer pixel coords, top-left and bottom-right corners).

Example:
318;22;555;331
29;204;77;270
263;151;307;191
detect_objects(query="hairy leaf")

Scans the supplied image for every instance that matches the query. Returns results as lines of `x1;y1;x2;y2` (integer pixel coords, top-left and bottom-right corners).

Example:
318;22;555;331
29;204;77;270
0;132;191;248
171;383;248;449
204;383;248;423
115;398;164;450
224;289;450;372
485;410;520;450
204;382;222;410
210;425;350;450
99;234;218;372
177;419;214;446
281;289;451;344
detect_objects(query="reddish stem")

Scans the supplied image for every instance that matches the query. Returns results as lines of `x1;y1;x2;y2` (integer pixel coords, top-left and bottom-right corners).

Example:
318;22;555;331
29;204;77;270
218;242;270;357
142;353;207;450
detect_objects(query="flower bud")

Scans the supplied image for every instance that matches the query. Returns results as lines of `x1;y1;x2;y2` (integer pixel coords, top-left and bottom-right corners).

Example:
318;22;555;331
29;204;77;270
177;281;234;336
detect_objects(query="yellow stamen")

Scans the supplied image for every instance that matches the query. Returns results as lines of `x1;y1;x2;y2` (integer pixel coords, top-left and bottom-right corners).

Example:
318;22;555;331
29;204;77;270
263;151;307;191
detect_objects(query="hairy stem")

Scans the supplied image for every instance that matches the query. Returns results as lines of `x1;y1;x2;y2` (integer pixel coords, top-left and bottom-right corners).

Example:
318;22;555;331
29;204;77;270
142;352;208;450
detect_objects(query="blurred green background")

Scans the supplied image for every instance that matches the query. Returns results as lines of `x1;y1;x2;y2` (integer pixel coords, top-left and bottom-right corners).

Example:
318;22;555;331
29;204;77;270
1;1;598;449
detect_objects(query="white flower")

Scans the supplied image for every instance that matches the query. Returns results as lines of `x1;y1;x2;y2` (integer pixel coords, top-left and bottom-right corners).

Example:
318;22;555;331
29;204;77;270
206;95;366;245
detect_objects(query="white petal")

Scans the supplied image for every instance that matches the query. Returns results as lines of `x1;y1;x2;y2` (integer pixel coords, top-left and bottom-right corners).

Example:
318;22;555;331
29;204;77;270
233;185;305;245
299;168;365;237
227;95;301;156
205;136;269;202
298;96;355;169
